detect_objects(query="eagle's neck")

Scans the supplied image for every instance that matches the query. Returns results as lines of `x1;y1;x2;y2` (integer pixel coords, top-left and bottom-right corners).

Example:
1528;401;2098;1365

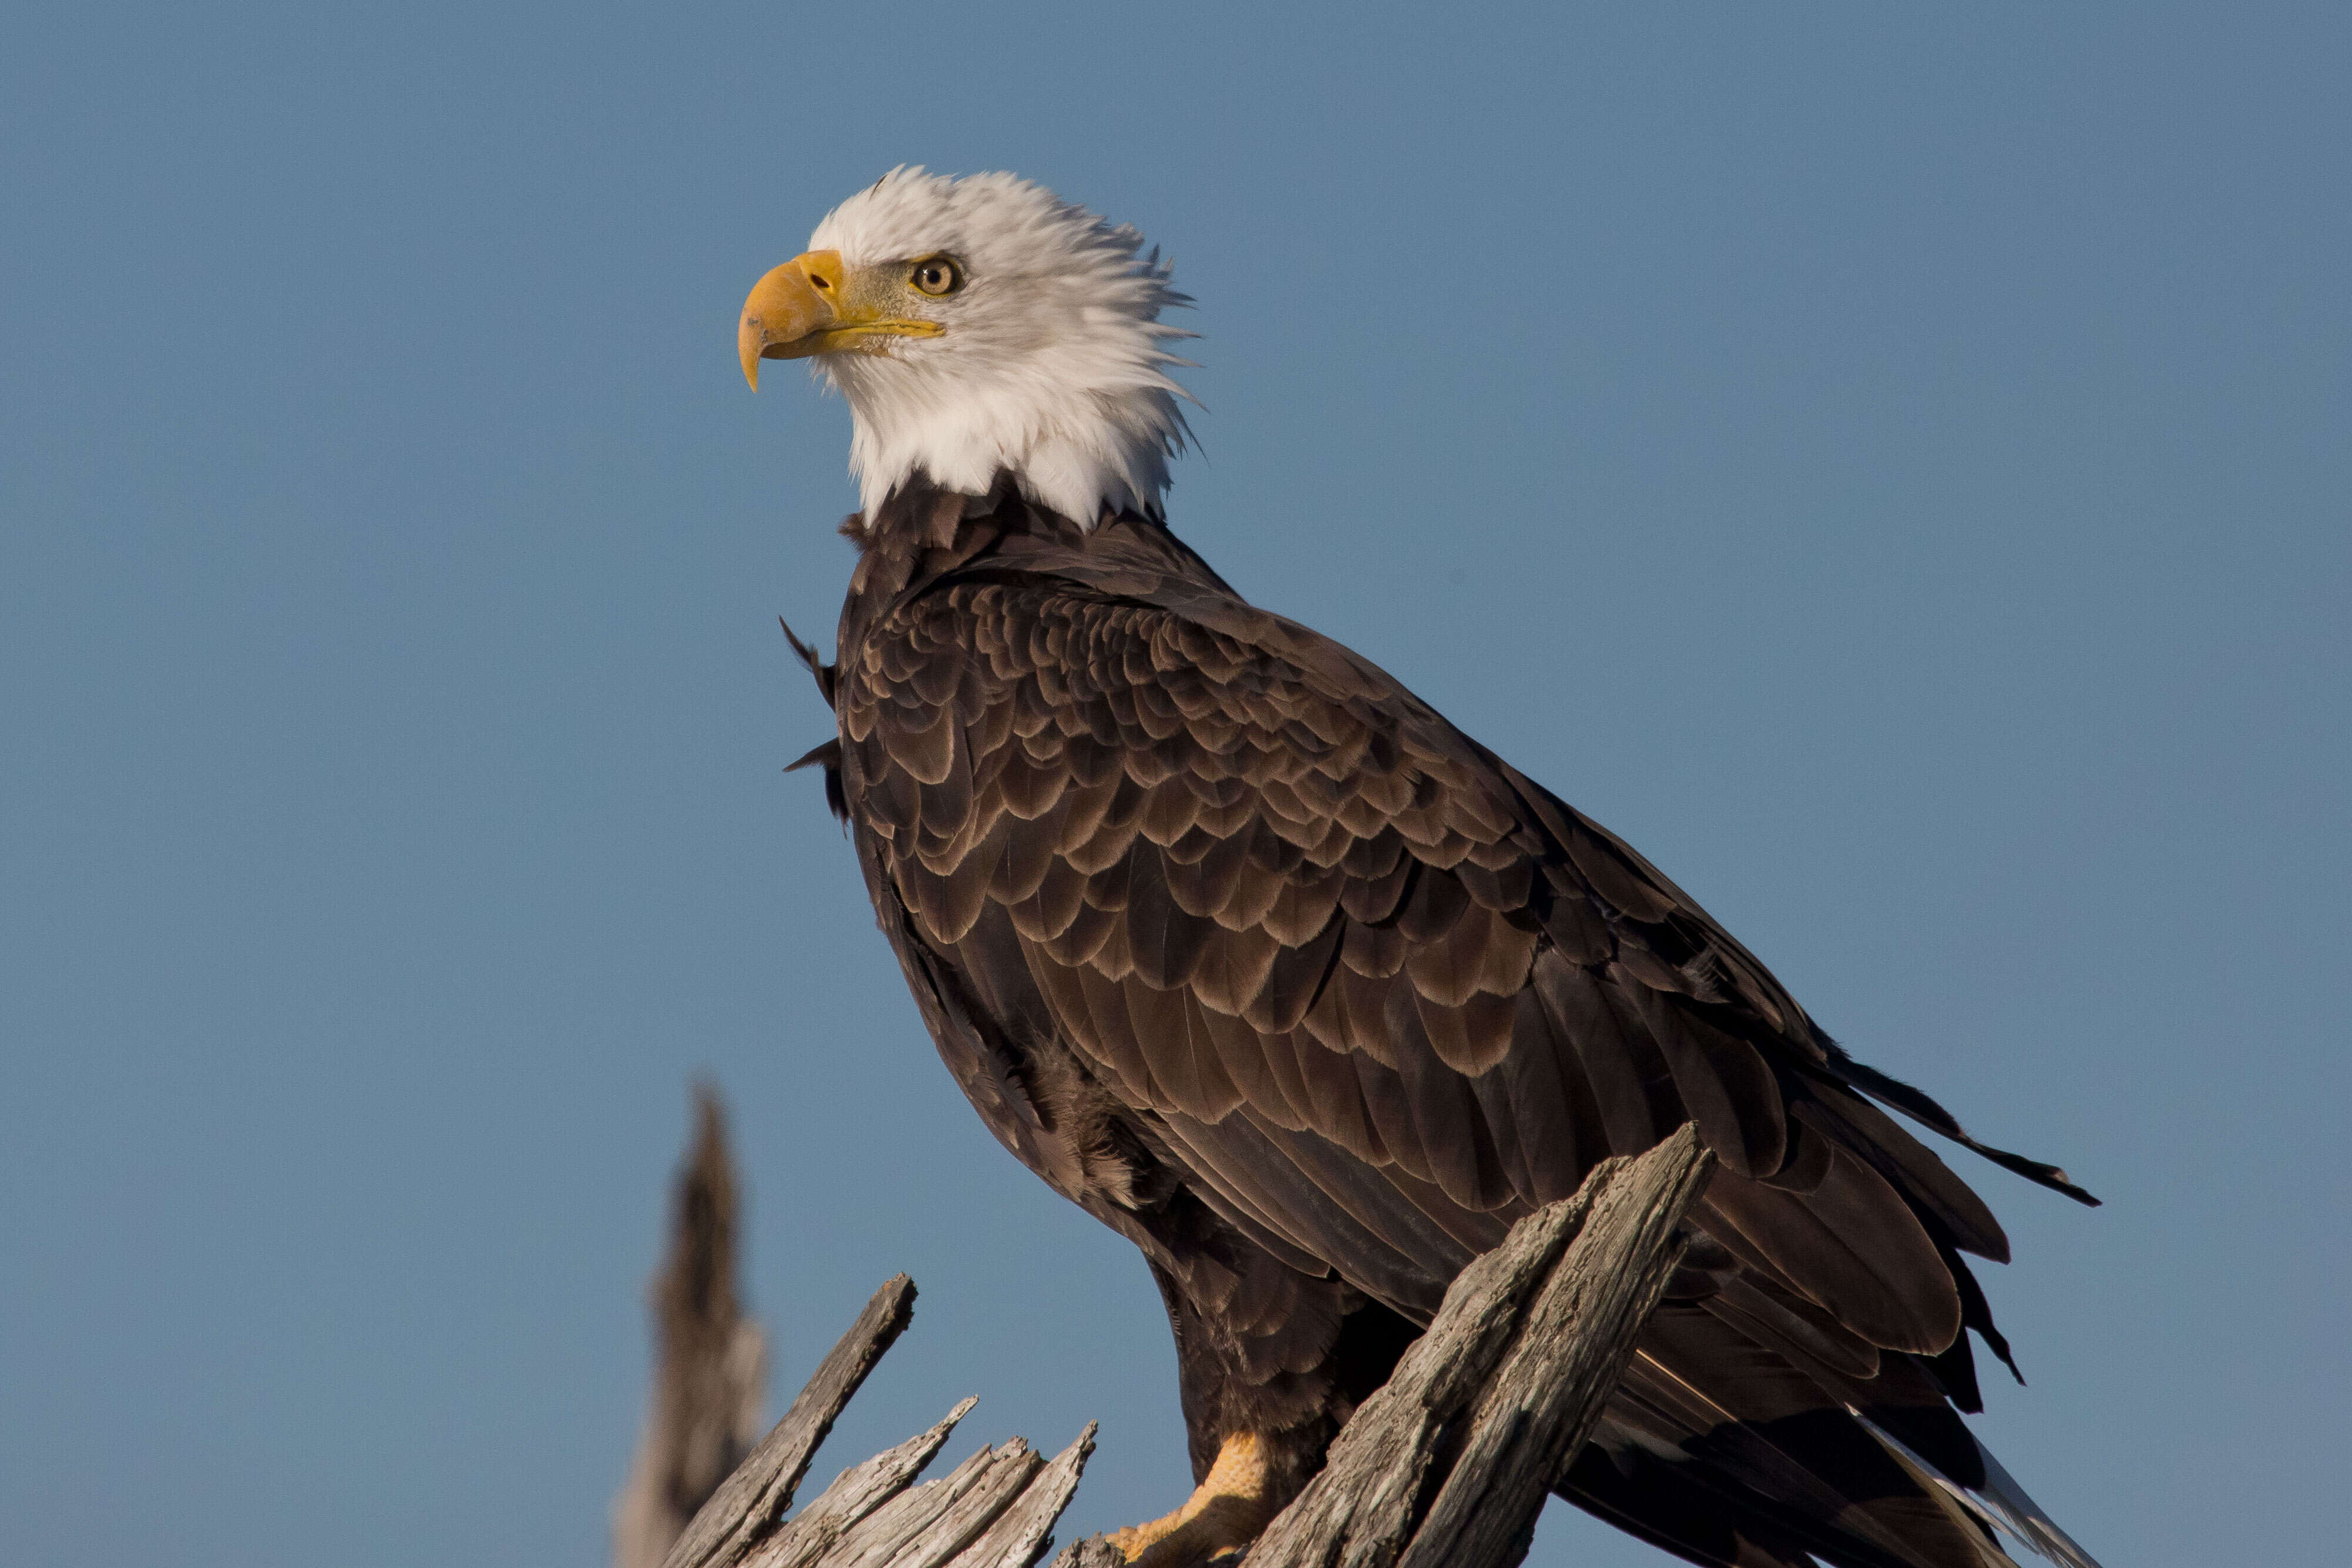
820;342;1188;529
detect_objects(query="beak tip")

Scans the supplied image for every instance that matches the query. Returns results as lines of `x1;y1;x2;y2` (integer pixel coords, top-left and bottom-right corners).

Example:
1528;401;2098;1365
738;316;764;391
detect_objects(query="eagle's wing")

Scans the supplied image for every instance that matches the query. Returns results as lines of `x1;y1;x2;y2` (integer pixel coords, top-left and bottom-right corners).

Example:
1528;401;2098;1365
835;544;2096;1568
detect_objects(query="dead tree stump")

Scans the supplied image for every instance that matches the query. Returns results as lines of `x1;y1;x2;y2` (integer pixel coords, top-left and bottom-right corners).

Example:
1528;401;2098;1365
618;1086;772;1568
663;1125;1713;1568
1238;1122;1712;1568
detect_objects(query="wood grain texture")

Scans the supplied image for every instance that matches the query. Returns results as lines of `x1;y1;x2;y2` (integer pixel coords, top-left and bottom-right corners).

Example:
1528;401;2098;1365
947;1424;1100;1568
740;1409;1099;1568
1244;1124;1713;1568
744;1398;980;1568
663;1275;917;1568
1045;1540;1127;1568
666;1276;1100;1568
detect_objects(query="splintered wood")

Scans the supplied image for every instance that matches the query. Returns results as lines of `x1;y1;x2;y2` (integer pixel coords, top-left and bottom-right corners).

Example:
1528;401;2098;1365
1242;1124;1713;1568
666;1125;1712;1568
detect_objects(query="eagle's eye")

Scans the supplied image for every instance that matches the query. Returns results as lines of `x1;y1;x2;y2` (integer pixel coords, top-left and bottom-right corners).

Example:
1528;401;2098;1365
909;256;963;297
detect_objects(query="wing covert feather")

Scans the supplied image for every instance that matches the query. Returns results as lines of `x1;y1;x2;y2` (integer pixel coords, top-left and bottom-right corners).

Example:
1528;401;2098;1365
841;566;2022;1363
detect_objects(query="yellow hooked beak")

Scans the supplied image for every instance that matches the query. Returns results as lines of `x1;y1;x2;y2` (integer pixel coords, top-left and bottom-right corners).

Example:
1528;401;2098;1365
737;250;944;389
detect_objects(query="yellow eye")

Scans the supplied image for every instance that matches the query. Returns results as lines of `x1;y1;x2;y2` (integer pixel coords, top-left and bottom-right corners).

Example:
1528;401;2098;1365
910;256;963;297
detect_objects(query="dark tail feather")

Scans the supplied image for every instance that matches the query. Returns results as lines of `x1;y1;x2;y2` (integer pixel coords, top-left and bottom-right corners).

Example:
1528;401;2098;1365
1849;1410;2106;1568
1821;1052;2100;1208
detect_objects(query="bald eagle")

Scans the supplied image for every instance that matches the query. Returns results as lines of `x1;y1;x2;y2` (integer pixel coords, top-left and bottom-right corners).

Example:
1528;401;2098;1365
740;169;2103;1568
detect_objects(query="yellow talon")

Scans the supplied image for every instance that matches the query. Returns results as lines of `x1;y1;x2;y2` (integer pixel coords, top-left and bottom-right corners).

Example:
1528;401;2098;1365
1108;1432;1281;1567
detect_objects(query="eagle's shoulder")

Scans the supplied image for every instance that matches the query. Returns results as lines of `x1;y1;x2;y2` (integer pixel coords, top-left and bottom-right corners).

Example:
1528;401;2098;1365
838;501;1798;1164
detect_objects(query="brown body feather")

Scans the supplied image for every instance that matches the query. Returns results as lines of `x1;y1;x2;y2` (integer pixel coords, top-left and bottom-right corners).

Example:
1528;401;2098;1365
808;481;2094;1568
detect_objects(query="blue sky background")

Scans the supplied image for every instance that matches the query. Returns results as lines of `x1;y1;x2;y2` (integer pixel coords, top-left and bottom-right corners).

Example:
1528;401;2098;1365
3;5;2346;1564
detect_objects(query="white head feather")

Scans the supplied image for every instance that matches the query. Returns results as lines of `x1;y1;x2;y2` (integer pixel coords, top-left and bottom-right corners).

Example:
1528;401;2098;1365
805;168;1195;526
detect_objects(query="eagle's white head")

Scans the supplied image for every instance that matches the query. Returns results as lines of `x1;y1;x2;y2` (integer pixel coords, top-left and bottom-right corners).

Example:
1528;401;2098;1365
739;168;1195;527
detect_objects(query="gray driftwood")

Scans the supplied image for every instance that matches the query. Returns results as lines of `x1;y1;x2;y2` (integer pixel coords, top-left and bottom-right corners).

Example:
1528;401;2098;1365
662;1275;918;1568
738;1398;1098;1568
1237;1121;1713;1568
669;1124;1712;1568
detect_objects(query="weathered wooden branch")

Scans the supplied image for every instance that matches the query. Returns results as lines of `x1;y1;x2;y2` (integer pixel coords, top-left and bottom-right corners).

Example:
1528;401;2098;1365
662;1275;919;1568
667;1124;1712;1568
1240;1122;1713;1568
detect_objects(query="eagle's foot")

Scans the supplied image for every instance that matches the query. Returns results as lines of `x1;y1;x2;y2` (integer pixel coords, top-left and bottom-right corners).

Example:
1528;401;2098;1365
1110;1431;1279;1567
